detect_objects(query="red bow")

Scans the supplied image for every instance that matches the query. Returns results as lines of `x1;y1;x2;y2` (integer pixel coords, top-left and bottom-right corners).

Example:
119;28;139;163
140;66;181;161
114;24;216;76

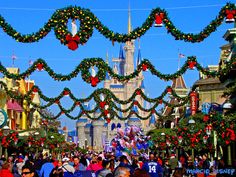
37;63;44;71
155;13;165;26
63;90;70;96
203;115;209;122
188;61;196;69
166;87;172;93
225;10;236;20
104;110;109;116
136;90;141;95
99;101;106;109
106;118;111;123
90;76;99;87
66;34;80;50
142;64;148;71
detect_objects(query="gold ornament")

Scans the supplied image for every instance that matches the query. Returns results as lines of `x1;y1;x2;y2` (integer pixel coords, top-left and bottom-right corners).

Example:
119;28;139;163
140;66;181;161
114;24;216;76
0;89;7;108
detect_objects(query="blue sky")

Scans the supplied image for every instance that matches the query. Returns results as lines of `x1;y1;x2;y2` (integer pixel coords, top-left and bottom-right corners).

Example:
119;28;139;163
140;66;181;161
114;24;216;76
0;0;235;130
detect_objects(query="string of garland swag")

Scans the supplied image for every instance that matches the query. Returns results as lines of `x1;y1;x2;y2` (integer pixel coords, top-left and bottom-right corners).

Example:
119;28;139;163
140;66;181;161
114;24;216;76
0;81;188;120
0;3;235;50
1;56;235;87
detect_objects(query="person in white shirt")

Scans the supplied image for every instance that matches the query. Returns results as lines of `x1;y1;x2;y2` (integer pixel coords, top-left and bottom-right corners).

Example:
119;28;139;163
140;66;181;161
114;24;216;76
62;157;75;174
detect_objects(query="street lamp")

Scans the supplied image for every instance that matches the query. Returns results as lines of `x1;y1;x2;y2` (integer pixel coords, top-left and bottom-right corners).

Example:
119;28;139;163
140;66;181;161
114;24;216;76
203;136;208;144
161;132;165;140
178;136;183;144
2;125;10;158
2;125;10;136
188;119;196;132
34;131;40;136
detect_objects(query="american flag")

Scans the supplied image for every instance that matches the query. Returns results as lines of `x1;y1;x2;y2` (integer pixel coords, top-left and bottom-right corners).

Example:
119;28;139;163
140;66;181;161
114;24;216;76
29;60;33;66
179;53;185;58
11;54;17;60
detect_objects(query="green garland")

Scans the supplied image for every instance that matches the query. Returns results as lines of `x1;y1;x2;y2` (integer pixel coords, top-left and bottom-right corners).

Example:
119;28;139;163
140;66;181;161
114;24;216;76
1;56;235;86
149;112;236;151
0;3;235;49
0;81;188;120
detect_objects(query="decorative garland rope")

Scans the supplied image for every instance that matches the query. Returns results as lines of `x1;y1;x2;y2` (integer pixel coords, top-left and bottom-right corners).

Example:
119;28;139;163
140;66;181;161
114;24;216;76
1;56;235;87
0;80;188;120
0;3;235;49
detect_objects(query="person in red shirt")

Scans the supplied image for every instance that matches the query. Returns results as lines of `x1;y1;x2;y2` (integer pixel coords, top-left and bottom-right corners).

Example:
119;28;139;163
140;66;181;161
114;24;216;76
0;162;14;177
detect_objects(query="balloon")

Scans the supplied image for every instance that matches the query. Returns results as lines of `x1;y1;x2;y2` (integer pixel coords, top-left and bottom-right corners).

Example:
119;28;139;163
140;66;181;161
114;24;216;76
125;142;131;148
125;126;131;136
132;149;137;155
112;142;117;147
116;150;122;157
123;136;130;141
117;128;124;137
136;143;142;150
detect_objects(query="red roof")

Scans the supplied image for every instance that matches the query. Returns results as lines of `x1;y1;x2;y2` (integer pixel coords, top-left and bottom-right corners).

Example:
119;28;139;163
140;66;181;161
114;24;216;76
7;100;23;112
172;76;187;89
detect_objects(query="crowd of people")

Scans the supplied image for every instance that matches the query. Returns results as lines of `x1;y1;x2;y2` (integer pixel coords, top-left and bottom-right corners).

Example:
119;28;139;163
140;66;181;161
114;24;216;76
0;150;234;177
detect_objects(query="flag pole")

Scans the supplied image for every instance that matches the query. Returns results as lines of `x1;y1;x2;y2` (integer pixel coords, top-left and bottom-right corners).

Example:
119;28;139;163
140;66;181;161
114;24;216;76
28;57;31;91
178;49;180;70
11;51;16;67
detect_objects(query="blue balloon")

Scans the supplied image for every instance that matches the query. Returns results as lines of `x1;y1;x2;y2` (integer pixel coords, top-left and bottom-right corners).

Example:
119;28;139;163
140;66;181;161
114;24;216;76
132;149;137;155
143;143;148;149
136;143;142;150
116;150;122;157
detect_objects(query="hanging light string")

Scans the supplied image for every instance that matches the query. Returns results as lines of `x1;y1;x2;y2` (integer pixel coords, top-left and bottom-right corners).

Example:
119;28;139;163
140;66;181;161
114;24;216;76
0;4;226;12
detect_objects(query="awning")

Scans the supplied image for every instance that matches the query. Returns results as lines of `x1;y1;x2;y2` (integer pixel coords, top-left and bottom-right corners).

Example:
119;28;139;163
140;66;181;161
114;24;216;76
7;100;23;112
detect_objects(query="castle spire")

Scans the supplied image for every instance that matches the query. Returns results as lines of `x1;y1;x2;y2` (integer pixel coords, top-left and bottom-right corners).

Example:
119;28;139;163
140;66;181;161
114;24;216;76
128;0;132;34
137;39;141;68
106;51;109;64
119;45;124;59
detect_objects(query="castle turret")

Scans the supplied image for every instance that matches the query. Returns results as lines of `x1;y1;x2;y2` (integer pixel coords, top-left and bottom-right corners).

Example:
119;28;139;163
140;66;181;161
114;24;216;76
76;118;88;149
92;118;105;151
127;117;142;127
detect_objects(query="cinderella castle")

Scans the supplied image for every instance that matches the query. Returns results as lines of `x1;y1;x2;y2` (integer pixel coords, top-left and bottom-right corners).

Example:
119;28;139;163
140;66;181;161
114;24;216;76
73;9;157;151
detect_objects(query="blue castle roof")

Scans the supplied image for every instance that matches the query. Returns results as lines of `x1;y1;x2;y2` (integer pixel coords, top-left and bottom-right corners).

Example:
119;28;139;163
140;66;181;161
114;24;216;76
76;118;88;123
149;114;156;125
110;84;124;89
132;105;138;113
68;130;77;137
119;45;125;60
105;72;110;80
137;48;142;67
85;123;92;128
129;117;141;122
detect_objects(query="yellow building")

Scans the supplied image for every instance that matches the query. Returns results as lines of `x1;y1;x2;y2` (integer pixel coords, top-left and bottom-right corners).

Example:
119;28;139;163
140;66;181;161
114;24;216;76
0;67;41;131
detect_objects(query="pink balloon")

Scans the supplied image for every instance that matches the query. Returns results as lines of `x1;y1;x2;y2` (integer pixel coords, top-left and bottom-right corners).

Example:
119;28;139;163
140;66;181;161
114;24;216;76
117;128;124;137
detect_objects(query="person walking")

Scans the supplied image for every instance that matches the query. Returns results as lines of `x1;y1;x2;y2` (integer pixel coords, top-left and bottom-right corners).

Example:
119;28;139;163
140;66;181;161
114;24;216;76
39;158;55;177
0;162;14;177
96;160;112;177
21;164;38;177
142;153;163;177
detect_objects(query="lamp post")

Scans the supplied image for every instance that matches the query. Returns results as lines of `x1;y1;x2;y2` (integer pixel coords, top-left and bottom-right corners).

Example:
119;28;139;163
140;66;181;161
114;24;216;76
161;133;166;158
188;119;195;159
223;100;233;166
50;135;55;156
188;119;196;132
2;125;10;158
2;125;10;136
34;131;40;155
